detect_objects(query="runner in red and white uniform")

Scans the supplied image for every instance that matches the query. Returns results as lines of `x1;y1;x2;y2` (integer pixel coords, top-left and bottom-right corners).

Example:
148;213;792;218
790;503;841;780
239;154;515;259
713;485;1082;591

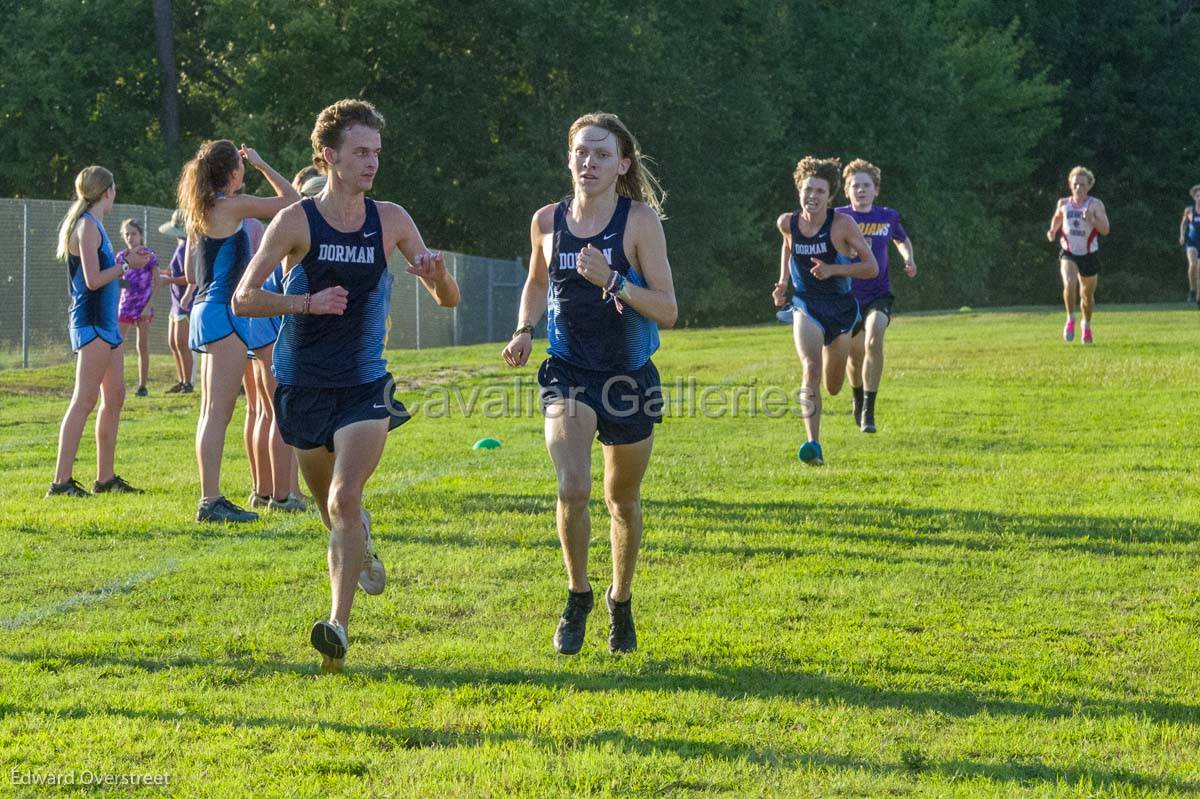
1046;166;1110;345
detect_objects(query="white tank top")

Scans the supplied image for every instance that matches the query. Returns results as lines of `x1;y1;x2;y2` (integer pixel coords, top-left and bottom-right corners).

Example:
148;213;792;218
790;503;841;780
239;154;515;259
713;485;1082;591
1059;196;1099;256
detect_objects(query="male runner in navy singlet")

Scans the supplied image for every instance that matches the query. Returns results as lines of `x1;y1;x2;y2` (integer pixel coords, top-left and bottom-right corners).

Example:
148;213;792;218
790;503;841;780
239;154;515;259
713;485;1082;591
234;99;460;672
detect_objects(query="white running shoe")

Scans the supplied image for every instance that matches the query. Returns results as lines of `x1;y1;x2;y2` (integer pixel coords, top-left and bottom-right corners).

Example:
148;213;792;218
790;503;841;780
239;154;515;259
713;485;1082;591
310;619;348;673
358;508;386;595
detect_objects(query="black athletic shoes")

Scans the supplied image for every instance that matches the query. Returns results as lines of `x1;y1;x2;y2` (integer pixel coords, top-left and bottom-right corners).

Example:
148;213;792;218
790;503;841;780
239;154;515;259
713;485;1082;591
553;589;594;655
606;587;637;653
552;586;638;654
47;478;89;498
196;496;258;523
94;474;143;494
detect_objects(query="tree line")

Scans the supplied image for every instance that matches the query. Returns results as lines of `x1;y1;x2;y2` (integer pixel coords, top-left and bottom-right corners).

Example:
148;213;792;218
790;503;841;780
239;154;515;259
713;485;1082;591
2;0;1197;324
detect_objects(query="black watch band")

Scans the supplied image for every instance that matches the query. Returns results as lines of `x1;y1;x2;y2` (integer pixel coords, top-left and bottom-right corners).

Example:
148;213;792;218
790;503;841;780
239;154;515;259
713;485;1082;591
513;324;534;338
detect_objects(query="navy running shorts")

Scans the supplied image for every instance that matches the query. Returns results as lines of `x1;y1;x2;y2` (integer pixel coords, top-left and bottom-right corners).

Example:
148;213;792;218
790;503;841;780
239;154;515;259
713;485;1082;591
852;293;894;336
792;293;861;346
537;356;663;446
274;372;410;451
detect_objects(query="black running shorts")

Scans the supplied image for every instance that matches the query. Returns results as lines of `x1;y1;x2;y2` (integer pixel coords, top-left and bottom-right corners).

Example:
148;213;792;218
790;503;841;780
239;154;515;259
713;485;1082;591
275;372;410;451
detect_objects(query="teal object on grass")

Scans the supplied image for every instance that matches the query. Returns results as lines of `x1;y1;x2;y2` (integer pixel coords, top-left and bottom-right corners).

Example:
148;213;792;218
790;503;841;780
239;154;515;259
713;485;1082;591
473;438;502;450
798;440;823;466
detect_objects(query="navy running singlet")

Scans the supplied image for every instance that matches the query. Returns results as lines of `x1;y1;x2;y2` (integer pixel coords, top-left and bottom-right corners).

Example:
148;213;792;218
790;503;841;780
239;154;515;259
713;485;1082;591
789;210;849;298
546;196;659;372
195;224;252;305
66;211;121;351
273;197;392;387
1187;206;1200;245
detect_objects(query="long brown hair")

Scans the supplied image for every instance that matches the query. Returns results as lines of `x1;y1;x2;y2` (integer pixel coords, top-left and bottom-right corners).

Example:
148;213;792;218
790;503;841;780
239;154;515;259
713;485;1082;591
176;139;241;238
567;112;665;216
56;166;113;261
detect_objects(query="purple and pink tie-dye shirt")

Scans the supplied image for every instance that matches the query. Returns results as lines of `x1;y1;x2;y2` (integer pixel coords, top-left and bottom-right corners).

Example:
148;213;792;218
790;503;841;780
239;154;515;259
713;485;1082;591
116;248;158;320
835;205;908;304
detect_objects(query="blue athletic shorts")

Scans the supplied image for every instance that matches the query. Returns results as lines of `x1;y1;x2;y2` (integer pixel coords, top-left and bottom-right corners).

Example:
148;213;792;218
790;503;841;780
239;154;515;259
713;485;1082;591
69;325;122;353
792;293;861;346
274;372;410;451
190;300;278;354
537;356;663;446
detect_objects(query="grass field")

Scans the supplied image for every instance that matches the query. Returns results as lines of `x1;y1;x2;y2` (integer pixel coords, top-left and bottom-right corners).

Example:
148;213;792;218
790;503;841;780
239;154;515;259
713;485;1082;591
1;305;1198;798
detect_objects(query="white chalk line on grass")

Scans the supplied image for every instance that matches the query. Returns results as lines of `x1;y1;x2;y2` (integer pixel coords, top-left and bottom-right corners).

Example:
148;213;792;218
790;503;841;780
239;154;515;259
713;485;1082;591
0;459;481;633
0;560;179;631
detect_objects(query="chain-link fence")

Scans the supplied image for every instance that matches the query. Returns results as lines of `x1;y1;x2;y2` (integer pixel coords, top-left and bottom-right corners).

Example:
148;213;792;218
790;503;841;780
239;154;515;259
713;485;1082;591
0;198;531;368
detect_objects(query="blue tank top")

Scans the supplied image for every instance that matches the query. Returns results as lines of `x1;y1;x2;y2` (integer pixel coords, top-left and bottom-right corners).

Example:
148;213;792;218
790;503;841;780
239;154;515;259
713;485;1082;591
1188;206;1200;243
546;196;659;372
789;210;850;298
195;223;251;305
273;198;392;387
67;211;120;334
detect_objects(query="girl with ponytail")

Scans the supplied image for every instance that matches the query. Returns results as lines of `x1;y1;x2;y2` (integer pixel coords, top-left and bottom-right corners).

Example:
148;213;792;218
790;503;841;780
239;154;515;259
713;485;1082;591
177;140;300;523
49;166;143;497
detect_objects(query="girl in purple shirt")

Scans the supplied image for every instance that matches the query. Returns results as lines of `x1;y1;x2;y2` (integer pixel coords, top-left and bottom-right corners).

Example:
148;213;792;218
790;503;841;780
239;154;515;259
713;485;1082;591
116;219;158;397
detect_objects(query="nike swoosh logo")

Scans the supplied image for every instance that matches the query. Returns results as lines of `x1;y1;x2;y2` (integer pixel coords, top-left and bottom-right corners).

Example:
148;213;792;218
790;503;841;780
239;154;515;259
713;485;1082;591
364;231;377;238
372;403;386;409
603;233;618;240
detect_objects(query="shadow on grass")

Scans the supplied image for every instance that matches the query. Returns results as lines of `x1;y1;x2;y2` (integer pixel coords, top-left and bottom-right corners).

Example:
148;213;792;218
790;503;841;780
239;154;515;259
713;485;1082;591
447;492;1200;558
6;696;1196;794
5;647;1199;729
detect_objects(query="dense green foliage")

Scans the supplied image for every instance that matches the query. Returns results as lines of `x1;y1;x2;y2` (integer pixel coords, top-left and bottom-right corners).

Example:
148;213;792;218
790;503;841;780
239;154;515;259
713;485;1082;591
2;308;1200;796
2;1;1197;321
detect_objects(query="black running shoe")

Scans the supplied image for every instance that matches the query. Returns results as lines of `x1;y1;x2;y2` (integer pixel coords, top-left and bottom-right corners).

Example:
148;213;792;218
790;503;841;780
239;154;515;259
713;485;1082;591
196;496;258;523
552;589;594;655
310;619;349;673
606;587;637;653
135;385;148;397
47;478;90;498
182;382;194;393
94;474;143;494
860;412;877;434
852;399;863;427
166;381;184;394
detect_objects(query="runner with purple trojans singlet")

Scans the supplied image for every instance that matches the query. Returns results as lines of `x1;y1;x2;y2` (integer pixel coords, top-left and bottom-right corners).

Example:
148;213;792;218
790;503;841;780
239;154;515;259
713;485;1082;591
838;159;917;434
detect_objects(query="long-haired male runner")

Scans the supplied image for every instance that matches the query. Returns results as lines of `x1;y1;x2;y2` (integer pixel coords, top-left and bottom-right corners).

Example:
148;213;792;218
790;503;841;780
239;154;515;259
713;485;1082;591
502;112;677;655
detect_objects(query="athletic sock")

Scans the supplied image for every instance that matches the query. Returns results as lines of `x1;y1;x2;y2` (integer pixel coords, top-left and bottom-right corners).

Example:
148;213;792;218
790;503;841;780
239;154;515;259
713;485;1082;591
863;391;877;421
851;385;865;422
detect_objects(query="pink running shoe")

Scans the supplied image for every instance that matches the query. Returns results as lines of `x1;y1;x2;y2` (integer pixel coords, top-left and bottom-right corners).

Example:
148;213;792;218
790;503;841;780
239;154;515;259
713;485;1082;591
1063;318;1075;342
1082;327;1093;345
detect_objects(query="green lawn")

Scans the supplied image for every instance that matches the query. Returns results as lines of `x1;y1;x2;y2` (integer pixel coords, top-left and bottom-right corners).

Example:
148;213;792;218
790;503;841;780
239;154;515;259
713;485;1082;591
1;306;1198;798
